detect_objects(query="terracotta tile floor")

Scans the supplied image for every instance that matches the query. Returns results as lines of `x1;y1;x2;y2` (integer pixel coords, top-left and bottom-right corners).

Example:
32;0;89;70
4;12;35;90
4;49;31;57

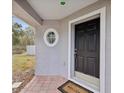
20;76;67;93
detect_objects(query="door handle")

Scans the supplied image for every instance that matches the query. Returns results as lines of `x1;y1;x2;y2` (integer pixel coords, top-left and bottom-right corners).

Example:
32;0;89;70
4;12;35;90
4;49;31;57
75;49;77;55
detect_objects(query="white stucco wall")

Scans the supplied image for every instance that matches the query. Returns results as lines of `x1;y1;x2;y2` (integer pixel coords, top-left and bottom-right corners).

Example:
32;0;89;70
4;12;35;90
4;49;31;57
35;0;111;93
35;20;68;77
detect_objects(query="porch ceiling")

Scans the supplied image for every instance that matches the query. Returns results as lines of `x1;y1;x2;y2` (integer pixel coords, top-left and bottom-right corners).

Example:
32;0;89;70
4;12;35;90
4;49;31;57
27;0;98;20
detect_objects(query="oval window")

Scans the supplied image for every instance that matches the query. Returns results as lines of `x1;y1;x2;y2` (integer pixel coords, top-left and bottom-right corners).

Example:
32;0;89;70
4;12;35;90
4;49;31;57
44;28;59;47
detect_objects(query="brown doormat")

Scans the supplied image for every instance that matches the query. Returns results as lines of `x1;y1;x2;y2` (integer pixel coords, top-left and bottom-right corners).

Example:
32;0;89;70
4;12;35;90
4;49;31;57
58;80;93;93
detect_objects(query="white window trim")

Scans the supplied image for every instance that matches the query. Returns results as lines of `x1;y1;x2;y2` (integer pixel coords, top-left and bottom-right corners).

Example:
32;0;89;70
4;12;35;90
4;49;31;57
43;28;59;47
68;7;106;93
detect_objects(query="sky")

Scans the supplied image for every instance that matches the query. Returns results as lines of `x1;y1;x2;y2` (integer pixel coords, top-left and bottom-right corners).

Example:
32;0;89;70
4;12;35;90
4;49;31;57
12;16;29;30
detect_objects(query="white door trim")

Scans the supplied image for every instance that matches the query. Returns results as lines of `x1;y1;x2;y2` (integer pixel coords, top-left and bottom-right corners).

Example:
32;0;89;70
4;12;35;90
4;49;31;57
68;7;106;93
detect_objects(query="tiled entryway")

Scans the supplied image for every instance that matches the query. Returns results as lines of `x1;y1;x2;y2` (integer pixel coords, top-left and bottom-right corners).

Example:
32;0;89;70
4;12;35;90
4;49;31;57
20;76;67;93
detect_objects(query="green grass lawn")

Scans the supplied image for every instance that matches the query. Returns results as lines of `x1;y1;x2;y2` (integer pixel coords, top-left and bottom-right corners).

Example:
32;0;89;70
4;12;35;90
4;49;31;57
12;54;35;73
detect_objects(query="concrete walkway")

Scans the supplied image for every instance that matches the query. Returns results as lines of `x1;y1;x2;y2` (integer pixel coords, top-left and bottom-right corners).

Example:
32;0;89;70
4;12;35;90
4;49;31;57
20;75;67;93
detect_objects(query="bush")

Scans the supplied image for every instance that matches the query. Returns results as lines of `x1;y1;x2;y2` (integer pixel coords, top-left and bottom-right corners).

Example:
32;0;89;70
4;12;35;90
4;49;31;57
12;50;24;54
13;46;26;54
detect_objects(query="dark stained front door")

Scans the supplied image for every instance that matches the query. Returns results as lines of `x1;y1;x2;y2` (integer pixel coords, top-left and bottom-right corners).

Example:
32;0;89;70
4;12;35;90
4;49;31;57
75;18;100;78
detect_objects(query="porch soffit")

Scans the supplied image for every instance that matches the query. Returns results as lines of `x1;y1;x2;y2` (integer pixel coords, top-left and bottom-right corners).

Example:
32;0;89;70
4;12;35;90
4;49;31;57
13;0;43;26
27;0;98;20
13;0;99;26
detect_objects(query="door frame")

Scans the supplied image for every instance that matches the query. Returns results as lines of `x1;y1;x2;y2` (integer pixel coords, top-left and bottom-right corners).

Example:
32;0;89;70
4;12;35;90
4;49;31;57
68;7;106;93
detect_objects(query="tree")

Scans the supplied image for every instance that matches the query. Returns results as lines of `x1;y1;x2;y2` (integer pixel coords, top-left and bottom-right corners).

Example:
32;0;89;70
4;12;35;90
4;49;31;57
12;23;35;47
12;23;23;45
24;26;35;45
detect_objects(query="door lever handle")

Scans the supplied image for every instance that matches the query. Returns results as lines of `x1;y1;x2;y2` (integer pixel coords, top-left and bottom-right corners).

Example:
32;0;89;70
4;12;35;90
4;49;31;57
75;49;77;55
